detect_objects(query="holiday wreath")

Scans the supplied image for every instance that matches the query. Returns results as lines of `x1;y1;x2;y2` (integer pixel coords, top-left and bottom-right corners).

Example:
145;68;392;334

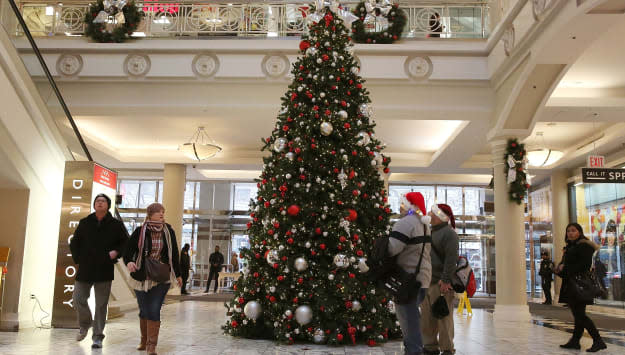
504;138;530;204
351;0;406;44
84;0;143;43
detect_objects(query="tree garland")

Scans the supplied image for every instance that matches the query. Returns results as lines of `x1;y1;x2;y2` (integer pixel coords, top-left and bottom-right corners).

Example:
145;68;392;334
351;1;406;44
504;138;530;204
84;0;143;43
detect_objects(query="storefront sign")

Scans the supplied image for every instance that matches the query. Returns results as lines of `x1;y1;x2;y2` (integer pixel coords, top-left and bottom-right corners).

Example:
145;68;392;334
587;155;605;168
582;168;625;184
52;162;117;328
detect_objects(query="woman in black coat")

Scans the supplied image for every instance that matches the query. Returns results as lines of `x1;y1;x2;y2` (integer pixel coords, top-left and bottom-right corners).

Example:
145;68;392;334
557;223;606;352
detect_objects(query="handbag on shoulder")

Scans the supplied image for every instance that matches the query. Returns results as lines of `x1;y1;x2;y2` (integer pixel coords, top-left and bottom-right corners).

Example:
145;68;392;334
569;271;604;303
144;257;170;283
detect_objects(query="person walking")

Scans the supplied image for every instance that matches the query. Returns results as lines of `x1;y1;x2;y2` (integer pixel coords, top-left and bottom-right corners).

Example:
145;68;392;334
70;194;128;349
557;223;607;352
421;204;459;355
124;203;182;355
388;192;432;355
539;251;554;305
180;244;191;295
205;246;224;293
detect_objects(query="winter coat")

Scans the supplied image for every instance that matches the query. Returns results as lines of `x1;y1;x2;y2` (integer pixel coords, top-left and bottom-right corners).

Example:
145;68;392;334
180;250;191;278
123;224;181;282
539;259;554;281
209;251;224;272
430;223;459;285
388;213;432;289
70;212;128;282
558;237;600;305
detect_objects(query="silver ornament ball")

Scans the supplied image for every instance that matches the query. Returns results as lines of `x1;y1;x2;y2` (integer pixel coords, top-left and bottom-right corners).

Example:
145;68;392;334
243;300;262;320
294;257;309;272
295;305;313;325
273;138;287;152
320;122;334;136
313;328;327;344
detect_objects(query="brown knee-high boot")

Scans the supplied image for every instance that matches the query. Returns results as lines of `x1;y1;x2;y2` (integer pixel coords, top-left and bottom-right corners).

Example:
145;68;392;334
137;318;147;350
146;320;161;355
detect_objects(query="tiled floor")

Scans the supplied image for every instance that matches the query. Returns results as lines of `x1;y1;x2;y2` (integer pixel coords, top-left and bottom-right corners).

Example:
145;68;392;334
0;299;624;355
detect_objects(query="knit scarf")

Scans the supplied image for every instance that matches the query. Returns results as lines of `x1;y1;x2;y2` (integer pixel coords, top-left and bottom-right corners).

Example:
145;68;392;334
133;220;176;291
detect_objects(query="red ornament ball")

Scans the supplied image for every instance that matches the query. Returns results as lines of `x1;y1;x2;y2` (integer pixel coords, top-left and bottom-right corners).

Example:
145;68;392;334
347;209;358;221
337;334;344;341
238;297;245;304
299;40;310;51
231;320;239;328
287;205;300;216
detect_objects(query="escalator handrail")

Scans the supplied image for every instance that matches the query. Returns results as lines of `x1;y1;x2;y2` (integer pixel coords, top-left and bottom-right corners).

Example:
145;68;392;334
6;0;93;161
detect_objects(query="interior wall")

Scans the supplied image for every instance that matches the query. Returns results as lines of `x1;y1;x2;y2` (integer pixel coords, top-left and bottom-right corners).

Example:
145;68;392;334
0;188;29;330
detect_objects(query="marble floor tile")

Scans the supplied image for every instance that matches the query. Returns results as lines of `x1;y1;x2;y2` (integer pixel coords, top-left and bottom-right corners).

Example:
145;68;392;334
0;300;623;355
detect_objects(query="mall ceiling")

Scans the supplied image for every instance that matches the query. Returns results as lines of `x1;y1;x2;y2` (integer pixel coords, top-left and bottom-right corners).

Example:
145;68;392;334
45;8;625;184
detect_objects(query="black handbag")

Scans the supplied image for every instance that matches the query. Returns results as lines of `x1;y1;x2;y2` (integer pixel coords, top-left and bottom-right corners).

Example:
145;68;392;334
569;271;604;303
432;295;450;319
144;258;170;283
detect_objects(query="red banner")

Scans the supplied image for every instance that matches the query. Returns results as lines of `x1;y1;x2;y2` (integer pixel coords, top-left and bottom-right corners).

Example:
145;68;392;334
143;1;180;14
93;164;117;189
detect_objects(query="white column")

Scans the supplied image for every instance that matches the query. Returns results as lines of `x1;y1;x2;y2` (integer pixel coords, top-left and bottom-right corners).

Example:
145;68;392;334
163;164;186;248
550;169;569;302
491;139;530;322
163;164;186;294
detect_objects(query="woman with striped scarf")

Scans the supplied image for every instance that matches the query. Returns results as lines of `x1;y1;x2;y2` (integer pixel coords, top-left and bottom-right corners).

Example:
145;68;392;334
124;203;182;355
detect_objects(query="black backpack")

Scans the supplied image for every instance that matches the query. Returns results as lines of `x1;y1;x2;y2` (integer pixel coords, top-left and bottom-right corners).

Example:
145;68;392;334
368;234;430;304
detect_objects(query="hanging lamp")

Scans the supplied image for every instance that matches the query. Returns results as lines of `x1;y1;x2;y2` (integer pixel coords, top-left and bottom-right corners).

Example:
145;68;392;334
178;126;222;161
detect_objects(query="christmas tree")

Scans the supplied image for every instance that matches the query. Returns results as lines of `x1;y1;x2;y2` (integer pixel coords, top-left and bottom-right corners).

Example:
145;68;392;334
223;5;397;346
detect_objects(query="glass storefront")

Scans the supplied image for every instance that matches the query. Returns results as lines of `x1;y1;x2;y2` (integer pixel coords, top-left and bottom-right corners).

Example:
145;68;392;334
571;182;625;308
526;186;553;297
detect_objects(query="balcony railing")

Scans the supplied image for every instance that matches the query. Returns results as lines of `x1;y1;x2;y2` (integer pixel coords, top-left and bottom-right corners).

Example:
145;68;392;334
15;1;489;39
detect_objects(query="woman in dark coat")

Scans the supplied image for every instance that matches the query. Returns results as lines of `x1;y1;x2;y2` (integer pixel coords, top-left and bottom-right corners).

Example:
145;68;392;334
124;203;181;355
557;223;606;352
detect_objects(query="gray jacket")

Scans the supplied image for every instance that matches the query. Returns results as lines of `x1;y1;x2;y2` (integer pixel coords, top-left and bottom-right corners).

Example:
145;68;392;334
430;223;459;285
388;213;432;288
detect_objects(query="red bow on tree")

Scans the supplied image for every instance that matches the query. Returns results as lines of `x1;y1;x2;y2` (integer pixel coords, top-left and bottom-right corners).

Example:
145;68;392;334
347;322;357;344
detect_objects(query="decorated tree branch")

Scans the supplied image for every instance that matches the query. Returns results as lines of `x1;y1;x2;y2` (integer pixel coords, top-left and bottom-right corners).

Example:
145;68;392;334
504;138;530;204
223;5;399;346
84;0;143;43
351;0;407;44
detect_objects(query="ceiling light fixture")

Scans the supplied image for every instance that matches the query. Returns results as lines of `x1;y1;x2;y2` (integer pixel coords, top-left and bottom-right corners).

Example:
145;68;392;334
179;126;222;161
527;131;564;167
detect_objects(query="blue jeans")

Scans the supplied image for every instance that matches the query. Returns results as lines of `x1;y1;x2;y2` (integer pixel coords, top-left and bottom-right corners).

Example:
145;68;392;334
396;288;427;355
135;282;170;321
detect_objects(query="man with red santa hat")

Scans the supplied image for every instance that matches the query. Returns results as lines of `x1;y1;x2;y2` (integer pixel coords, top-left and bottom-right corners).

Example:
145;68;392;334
421;203;459;355
388;192;432;355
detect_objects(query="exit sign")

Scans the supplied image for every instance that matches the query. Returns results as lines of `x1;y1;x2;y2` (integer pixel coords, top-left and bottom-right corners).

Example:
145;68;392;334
588;155;605;168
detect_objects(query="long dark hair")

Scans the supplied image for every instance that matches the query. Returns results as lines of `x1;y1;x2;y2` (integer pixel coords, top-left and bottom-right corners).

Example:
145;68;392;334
564;222;586;245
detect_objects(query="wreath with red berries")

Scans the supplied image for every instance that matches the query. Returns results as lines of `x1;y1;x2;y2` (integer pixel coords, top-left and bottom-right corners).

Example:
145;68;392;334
84;0;143;43
504;138;530;204
351;2;406;44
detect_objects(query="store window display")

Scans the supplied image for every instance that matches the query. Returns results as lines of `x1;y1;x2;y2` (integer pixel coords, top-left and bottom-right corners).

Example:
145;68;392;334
573;182;625;307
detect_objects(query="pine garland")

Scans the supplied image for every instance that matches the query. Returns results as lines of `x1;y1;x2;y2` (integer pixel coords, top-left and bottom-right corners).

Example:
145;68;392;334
84;1;143;43
504;138;530;204
351;2;406;44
